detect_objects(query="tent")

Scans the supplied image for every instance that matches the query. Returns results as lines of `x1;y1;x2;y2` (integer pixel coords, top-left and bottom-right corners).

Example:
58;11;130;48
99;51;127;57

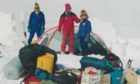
36;26;109;56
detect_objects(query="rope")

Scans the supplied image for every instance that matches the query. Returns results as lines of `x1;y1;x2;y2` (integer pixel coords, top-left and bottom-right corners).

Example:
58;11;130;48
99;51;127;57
36;26;58;44
46;29;58;47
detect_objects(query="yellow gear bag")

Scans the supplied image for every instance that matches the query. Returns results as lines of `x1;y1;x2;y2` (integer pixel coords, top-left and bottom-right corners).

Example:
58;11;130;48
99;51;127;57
37;53;54;73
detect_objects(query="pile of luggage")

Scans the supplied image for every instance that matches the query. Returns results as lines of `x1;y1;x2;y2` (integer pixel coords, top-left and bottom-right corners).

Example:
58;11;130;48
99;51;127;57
15;44;125;84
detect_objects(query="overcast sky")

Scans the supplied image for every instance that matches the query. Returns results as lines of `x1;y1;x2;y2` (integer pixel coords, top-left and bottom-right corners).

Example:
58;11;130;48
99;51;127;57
0;0;140;38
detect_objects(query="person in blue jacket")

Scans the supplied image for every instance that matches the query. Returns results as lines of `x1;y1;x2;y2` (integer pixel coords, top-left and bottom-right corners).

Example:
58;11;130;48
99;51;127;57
78;10;92;55
28;3;45;45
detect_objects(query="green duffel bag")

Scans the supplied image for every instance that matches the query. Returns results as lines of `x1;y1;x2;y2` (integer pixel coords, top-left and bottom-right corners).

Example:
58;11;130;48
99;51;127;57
40;80;57;84
80;56;114;73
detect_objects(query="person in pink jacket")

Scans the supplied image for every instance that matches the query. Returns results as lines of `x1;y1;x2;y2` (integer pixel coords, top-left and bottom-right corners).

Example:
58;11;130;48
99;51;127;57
58;3;80;54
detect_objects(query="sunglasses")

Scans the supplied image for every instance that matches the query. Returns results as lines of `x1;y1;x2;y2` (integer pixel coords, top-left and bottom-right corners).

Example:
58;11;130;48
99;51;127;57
35;7;39;9
80;15;87;17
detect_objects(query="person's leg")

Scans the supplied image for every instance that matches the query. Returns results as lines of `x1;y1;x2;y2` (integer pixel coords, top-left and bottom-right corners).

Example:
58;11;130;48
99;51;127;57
68;31;74;54
84;39;88;50
80;36;88;55
84;41;89;55
61;31;68;53
36;28;42;38
28;31;35;45
80;37;85;51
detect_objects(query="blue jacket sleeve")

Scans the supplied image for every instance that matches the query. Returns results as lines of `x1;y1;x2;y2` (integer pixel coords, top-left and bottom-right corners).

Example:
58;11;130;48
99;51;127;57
84;21;92;41
41;12;45;27
78;22;82;38
28;12;33;27
87;21;92;33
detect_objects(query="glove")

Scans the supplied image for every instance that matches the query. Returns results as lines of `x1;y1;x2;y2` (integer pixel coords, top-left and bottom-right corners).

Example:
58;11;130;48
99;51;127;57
57;28;61;32
28;26;31;32
41;26;45;34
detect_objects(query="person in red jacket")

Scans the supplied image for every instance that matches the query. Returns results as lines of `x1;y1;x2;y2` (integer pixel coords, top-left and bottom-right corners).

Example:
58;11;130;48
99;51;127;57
58;3;80;54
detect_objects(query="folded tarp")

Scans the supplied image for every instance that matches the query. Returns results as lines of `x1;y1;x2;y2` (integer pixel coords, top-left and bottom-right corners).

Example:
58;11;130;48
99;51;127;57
57;54;82;69
3;56;24;80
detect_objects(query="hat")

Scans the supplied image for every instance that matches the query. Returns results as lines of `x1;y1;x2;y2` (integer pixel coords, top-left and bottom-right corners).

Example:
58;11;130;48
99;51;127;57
34;3;40;10
80;10;89;19
80;10;87;16
65;3;71;11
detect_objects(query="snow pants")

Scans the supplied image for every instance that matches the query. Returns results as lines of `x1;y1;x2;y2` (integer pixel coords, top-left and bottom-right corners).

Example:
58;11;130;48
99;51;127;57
28;28;41;45
61;30;74;53
79;36;88;55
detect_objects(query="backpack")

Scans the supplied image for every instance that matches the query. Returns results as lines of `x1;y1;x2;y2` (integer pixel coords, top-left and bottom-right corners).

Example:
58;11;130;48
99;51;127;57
19;44;57;75
52;71;77;84
105;53;123;70
110;68;123;84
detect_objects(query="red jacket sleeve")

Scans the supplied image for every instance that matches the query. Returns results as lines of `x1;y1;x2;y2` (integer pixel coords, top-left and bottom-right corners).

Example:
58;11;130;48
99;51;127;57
72;13;80;23
58;16;64;31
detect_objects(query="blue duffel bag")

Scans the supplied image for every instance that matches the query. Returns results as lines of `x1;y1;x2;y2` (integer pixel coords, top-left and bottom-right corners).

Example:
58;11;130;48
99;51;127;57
80;56;113;71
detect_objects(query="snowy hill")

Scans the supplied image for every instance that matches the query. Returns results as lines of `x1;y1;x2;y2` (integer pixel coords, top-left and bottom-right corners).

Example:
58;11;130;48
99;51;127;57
0;0;140;39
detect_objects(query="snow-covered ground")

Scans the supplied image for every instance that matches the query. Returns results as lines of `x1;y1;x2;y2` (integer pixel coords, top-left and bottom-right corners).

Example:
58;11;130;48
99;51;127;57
0;7;140;83
0;12;25;84
0;10;140;67
0;0;140;83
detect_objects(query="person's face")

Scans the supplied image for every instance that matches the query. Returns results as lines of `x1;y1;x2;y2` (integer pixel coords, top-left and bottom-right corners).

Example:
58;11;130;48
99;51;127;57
34;5;39;12
66;9;71;13
80;15;87;20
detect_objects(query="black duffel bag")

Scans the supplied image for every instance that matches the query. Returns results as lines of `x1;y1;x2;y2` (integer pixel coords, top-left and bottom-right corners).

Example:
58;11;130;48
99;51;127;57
18;44;57;75
52;71;77;84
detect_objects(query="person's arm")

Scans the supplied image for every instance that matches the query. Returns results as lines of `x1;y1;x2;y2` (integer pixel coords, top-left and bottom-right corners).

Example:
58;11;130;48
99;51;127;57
41;12;45;27
28;12;33;27
72;13;80;23
58;15;64;31
28;12;33;32
87;21;92;33
84;21;92;42
40;12;45;34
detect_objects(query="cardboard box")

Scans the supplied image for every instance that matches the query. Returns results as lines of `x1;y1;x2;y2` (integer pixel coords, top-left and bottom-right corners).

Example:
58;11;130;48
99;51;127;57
81;72;101;84
101;74;110;84
126;69;140;84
